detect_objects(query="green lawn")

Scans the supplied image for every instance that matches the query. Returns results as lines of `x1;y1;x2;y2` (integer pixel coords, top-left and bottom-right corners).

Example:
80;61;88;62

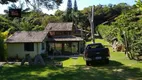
0;39;142;80
86;39;110;46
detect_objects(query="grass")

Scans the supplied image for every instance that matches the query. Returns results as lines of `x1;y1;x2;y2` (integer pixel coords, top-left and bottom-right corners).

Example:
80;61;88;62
86;39;110;46
0;39;142;80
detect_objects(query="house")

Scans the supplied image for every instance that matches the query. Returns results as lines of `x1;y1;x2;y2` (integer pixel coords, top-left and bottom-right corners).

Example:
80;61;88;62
44;22;84;55
6;31;48;59
6;22;84;59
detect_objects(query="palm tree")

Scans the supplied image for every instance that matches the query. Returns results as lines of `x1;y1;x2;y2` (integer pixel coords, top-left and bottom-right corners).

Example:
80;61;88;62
4;2;30;15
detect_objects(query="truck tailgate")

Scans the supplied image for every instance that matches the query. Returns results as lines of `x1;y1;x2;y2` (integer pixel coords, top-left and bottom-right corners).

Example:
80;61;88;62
87;48;109;58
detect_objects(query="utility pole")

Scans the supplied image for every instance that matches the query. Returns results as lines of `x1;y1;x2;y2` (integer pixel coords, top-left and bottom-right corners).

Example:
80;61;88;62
91;5;95;43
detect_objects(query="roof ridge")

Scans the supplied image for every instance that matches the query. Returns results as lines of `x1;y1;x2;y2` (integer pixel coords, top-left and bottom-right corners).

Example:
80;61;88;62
15;31;44;32
48;22;73;24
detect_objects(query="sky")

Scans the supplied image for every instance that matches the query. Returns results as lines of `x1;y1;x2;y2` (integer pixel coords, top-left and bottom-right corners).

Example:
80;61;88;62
0;0;136;14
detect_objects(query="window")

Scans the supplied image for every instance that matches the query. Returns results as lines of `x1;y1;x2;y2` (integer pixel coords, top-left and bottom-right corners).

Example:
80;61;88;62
87;44;104;49
64;32;68;35
24;43;34;51
55;32;62;35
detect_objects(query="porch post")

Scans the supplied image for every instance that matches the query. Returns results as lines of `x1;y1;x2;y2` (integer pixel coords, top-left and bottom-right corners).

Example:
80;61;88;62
61;43;64;54
53;42;56;57
54;42;56;49
71;42;72;53
78;42;80;54
46;41;49;52
37;43;39;54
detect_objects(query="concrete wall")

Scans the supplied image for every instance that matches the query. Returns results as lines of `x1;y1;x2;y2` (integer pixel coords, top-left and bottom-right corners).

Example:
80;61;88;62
7;41;46;59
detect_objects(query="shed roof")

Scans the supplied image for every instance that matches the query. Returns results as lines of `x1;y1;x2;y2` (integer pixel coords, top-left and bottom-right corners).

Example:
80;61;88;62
47;36;83;42
6;31;48;43
44;22;73;31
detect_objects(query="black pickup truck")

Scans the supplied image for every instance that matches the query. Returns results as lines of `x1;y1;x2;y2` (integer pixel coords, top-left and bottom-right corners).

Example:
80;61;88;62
84;43;110;66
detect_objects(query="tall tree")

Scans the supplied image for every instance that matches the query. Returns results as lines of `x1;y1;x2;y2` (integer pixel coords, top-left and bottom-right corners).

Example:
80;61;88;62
63;0;73;22
74;0;78;12
67;0;72;14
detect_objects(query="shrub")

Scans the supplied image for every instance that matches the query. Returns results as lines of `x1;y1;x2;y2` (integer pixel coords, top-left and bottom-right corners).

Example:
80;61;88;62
97;24;117;42
0;33;5;61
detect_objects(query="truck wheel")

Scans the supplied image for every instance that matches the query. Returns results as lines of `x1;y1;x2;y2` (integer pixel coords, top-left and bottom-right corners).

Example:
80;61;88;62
105;59;109;64
86;61;91;66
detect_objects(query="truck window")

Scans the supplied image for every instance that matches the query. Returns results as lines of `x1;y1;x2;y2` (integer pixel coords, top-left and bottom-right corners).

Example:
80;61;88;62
87;44;104;49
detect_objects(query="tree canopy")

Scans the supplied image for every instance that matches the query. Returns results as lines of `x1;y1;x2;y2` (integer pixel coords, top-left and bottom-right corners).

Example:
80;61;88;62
25;0;62;11
135;0;142;10
0;0;63;11
0;0;18;4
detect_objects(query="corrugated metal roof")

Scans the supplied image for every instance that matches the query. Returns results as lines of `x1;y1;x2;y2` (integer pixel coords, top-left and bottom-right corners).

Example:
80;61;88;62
44;22;73;31
6;31;48;43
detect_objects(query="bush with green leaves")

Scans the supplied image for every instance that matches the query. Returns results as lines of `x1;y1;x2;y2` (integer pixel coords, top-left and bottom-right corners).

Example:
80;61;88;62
97;8;142;60
97;24;117;42
98;10;142;59
0;31;8;61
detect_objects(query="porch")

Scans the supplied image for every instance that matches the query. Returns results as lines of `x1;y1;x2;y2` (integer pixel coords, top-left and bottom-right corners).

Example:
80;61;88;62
46;36;84;56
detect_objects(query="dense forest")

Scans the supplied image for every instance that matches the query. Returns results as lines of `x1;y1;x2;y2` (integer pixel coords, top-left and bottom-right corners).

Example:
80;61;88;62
0;0;142;61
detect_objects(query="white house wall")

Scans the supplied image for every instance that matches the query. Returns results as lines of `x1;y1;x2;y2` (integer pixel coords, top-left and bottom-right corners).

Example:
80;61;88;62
7;42;46;59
